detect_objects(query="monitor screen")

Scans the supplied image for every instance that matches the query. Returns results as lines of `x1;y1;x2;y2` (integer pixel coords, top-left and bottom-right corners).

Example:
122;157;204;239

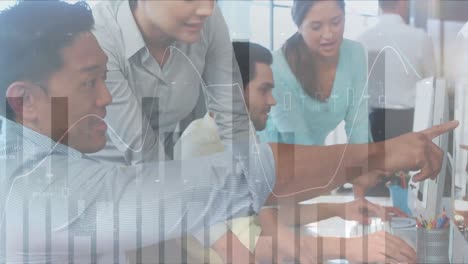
411;77;449;220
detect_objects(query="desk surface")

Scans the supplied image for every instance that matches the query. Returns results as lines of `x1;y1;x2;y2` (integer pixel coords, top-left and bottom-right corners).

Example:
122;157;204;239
299;195;468;264
298;196;402;264
300;196;393;238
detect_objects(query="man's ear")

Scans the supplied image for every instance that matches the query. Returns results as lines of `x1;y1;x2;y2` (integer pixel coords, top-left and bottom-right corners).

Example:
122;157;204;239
6;81;42;122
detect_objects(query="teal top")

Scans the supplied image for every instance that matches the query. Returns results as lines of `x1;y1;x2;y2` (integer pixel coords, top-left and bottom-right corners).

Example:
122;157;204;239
259;39;370;145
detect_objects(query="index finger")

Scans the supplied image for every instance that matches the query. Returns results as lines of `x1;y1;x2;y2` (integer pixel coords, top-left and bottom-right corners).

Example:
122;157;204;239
420;120;459;139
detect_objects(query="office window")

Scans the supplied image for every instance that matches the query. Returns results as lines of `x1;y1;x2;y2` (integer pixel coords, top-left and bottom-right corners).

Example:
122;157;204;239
0;1;15;11
272;3;296;50
249;1;271;48
271;0;379;49
219;0;271;47
220;0;379;50
0;0;99;9
344;0;379;39
65;0;98;7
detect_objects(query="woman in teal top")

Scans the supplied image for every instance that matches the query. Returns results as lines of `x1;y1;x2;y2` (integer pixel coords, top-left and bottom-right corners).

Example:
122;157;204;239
260;0;370;146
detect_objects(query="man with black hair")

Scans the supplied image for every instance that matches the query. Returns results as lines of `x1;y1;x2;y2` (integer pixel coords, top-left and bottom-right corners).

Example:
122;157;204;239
0;1;457;263
232;42;276;132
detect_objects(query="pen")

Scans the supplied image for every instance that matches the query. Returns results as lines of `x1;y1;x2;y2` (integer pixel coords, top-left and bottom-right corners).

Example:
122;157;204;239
420;215;428;228
416;218;422;228
439;216;449;229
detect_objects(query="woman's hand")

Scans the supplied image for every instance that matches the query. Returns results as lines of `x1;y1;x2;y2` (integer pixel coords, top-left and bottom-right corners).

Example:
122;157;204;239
346;231;416;263
339;198;407;224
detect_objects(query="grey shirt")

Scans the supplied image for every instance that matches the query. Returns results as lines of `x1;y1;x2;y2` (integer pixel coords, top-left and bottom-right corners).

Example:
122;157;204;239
91;1;248;164
0;119;275;263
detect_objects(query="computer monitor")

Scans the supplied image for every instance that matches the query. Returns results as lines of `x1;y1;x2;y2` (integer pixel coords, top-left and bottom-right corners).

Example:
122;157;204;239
410;77;449;220
454;76;468;196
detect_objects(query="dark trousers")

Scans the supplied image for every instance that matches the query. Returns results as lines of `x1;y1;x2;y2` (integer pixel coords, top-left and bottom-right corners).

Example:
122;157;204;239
366;108;415;197
369;108;415;142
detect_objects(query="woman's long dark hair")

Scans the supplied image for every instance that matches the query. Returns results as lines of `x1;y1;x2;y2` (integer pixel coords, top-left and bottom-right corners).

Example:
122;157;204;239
283;0;345;101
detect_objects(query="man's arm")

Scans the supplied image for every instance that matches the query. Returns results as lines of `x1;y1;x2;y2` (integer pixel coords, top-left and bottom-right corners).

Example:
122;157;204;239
6;145;274;257
267;121;458;204
211;230;255;264
11;122;455;259
278;199;407;226
256;208;343;263
257;207;415;263
260;205;339;229
266;142;378;204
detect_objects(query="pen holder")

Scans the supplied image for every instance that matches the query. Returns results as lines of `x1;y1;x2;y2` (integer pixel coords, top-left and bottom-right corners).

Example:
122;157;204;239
387;185;412;216
416;227;450;263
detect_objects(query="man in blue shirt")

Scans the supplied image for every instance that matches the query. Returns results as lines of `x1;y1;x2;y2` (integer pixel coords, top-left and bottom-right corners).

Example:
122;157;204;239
0;2;274;262
0;1;457;263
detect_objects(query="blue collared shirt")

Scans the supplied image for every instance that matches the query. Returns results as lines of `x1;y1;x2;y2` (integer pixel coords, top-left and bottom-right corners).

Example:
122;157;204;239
259;39;371;146
0;119;275;263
